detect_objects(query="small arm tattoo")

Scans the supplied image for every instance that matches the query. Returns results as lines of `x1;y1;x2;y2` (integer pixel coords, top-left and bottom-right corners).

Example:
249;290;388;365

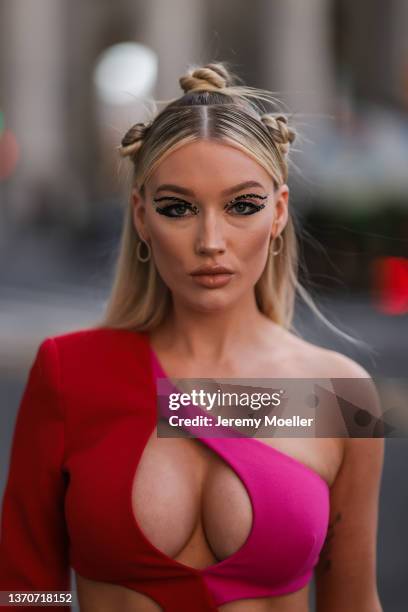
319;511;342;572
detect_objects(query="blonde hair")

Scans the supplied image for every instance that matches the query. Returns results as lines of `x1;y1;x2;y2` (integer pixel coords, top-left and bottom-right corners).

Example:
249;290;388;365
95;61;369;348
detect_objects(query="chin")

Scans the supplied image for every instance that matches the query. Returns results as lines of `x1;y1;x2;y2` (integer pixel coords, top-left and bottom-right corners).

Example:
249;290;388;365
182;292;234;313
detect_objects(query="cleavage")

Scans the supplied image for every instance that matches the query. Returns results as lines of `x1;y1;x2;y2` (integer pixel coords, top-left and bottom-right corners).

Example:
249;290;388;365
131;426;253;569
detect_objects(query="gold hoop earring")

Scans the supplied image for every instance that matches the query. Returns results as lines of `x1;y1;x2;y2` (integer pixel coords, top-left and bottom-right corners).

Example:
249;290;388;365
269;233;283;256
136;239;151;262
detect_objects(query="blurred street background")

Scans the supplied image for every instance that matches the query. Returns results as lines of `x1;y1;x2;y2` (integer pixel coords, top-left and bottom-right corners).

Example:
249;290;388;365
0;1;407;610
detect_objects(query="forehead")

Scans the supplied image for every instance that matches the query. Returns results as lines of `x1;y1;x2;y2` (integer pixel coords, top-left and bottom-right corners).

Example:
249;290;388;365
146;139;274;196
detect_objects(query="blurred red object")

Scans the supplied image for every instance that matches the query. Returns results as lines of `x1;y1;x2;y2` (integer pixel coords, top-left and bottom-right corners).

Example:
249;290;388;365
0;128;20;181
372;256;408;314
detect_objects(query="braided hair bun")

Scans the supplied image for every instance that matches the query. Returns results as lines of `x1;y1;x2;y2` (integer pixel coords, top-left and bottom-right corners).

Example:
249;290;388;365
118;121;152;158
179;62;235;94
260;114;296;157
118;61;296;166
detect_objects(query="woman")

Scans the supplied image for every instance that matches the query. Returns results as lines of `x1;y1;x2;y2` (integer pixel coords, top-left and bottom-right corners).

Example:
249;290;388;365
0;62;384;611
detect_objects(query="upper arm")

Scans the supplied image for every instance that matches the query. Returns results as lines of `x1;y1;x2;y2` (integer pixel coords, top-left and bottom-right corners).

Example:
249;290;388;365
0;338;71;609
315;352;385;611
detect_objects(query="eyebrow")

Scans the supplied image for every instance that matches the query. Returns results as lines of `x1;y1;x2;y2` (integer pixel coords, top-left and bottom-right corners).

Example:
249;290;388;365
153;180;265;198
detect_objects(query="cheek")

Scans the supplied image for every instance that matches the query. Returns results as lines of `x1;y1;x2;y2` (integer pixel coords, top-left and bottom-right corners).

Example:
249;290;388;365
239;229;270;265
149;225;189;271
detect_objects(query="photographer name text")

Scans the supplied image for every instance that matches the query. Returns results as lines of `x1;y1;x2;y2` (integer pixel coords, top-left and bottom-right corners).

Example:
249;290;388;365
167;414;314;429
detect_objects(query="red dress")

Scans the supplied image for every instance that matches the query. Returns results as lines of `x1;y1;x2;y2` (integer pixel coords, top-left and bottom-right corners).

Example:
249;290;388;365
0;328;220;610
0;326;329;611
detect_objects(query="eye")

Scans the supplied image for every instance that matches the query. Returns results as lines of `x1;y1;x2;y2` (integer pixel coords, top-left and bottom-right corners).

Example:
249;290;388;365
154;201;199;218
152;193;268;218
228;200;266;216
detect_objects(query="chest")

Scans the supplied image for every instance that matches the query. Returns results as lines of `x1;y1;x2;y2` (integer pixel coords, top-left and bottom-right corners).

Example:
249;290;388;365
129;424;337;566
63;340;333;591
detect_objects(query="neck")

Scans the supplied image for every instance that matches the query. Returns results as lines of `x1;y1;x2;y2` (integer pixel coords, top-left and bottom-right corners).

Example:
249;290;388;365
150;290;276;364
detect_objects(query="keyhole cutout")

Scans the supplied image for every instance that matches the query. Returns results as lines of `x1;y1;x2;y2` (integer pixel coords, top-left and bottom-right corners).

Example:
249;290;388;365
130;425;254;571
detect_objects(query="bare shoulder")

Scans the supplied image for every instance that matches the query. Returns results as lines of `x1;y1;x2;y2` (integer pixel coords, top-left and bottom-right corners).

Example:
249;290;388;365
289;337;383;424
283;332;384;442
281;330;372;379
268;326;362;376
309;347;372;379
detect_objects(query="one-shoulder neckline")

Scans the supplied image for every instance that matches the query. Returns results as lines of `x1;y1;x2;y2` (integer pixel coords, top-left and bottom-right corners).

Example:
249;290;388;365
121;329;331;583
148;342;330;492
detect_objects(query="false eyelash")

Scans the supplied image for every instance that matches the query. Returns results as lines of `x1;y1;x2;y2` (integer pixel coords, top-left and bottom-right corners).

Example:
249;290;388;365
155;201;266;218
227;202;266;214
153;193;269;206
155;203;199;216
153;193;269;218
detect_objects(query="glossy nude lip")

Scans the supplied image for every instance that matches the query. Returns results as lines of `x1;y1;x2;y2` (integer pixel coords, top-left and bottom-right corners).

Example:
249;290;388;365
191;273;234;288
190;264;233;275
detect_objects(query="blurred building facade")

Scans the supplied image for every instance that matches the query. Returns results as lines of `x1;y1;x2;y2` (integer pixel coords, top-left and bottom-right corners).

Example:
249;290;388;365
1;0;408;233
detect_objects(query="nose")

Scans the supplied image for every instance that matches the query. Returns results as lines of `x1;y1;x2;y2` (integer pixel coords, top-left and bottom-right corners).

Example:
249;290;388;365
194;212;226;256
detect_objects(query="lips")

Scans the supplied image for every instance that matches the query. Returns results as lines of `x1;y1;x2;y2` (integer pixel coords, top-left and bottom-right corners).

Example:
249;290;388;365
191;273;234;289
190;265;233;276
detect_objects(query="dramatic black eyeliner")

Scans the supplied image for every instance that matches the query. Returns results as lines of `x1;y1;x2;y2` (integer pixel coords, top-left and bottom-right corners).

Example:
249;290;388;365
223;193;268;216
152;193;269;218
153;198;199;216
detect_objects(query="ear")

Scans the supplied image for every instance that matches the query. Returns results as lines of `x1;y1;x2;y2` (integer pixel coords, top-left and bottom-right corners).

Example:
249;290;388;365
131;187;149;240
271;184;289;238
